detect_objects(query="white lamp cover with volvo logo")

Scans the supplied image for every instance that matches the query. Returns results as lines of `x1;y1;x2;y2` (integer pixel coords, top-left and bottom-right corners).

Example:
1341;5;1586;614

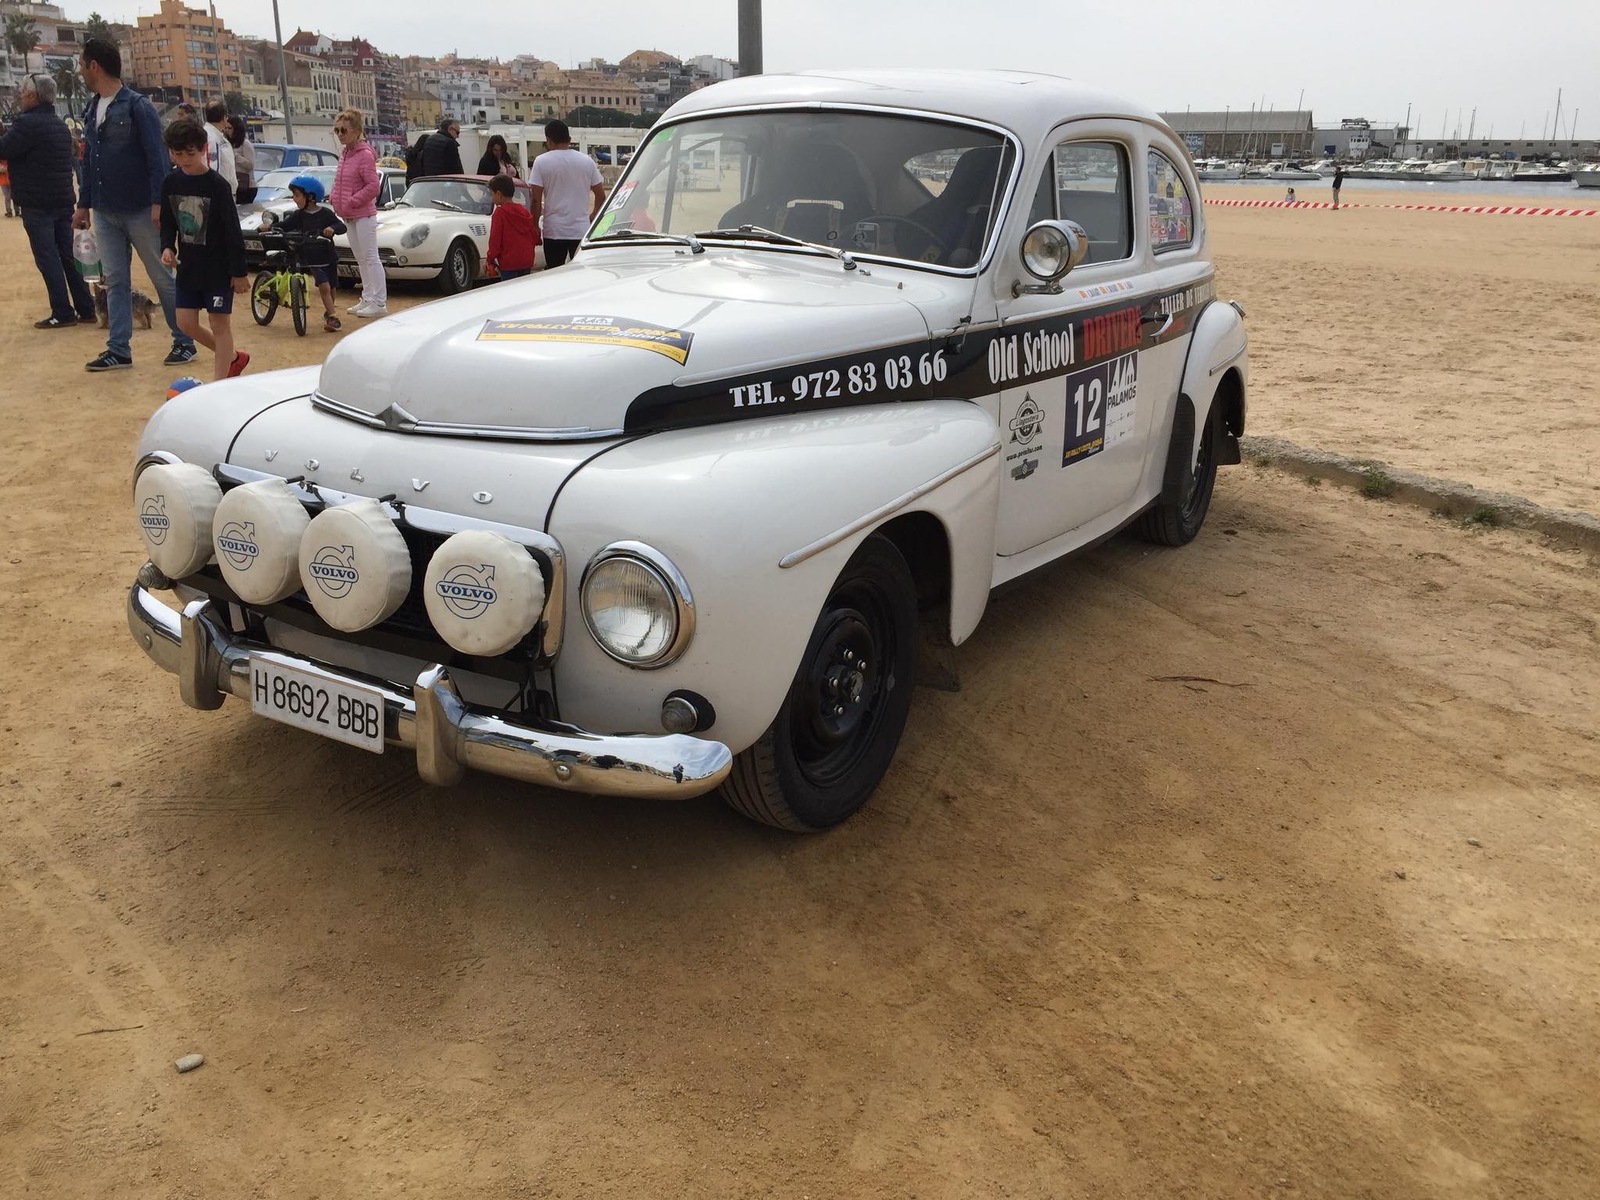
211;478;311;604
296;498;411;632
133;462;222;579
422;529;546;657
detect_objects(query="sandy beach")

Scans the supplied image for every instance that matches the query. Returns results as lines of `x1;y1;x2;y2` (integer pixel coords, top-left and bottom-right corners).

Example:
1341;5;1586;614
2;201;1598;1199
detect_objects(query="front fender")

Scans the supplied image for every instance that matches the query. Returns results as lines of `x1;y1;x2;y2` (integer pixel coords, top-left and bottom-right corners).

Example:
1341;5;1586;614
547;401;1000;754
1180;300;1249;459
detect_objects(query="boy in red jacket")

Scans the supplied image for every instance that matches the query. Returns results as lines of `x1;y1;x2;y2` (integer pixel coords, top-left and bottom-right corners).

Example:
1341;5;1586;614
486;174;537;279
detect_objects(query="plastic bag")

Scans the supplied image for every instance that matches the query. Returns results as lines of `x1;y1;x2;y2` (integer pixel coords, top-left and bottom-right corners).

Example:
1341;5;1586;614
73;227;101;278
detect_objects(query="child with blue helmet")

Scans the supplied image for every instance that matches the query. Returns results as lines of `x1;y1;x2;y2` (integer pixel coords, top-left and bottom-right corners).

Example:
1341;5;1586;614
266;173;347;331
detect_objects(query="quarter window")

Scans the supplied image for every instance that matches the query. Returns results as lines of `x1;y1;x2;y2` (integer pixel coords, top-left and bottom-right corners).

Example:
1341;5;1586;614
1050;141;1131;264
1147;150;1195;251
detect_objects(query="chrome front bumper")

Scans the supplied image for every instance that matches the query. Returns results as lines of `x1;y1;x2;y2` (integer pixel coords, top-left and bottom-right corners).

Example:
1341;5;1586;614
127;579;733;799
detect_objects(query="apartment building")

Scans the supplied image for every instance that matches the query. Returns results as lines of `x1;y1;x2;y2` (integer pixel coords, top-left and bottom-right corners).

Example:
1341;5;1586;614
128;0;241;106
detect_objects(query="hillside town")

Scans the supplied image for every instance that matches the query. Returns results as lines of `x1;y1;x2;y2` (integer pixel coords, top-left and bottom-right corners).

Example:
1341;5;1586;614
0;0;736;151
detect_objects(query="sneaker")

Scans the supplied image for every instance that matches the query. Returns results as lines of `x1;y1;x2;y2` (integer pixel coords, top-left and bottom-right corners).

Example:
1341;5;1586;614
35;315;78;329
323;313;342;333
163;342;197;365
86;350;133;371
347;301;372;316
353;304;387;319
227;350;250;378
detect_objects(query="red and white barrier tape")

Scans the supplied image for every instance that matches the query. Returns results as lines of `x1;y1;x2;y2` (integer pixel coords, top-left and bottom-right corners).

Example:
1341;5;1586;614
1203;198;1599;217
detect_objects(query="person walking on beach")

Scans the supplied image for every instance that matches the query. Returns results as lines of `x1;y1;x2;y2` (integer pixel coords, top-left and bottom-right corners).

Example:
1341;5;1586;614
528;120;605;268
158;118;249;380
74;37;196;371
0;73;96;328
330;108;387;319
477;134;519;177
1332;164;1345;210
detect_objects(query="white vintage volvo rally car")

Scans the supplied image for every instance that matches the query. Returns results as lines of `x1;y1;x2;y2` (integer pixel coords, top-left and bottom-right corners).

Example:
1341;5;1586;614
128;70;1247;831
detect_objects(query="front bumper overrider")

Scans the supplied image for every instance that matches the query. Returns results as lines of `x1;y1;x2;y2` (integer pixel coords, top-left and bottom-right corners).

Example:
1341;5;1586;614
127;578;733;798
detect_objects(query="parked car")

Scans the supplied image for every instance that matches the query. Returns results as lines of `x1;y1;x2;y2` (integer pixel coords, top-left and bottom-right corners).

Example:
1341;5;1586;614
251;142;339;181
240;167;408;269
330;174;541;293
126;70;1248;831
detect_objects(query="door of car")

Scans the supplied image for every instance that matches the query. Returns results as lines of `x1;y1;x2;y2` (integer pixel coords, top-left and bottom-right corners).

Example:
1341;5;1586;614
994;124;1153;554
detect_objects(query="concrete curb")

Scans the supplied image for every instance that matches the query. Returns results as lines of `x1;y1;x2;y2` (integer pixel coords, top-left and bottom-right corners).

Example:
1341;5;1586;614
1240;435;1600;556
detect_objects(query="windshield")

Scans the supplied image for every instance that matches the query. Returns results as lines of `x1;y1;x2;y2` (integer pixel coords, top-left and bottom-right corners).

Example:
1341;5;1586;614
254;166;336;202
591;110;1012;269
401;179;495;214
255;146;285;173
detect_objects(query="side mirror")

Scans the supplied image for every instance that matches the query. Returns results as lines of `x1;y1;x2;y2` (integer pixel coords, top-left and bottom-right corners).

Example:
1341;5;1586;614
1013;219;1089;296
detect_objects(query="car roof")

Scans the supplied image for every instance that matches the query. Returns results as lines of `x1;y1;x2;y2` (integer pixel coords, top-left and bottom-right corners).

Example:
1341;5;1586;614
663;69;1165;144
411;174;525;184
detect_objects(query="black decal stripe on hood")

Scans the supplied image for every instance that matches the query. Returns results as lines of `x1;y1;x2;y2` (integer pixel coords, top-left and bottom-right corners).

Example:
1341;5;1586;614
623;275;1216;433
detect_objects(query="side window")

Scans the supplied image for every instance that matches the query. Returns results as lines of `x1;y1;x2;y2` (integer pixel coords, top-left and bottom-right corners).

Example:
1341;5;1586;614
1147;150;1195;252
1054;142;1131;264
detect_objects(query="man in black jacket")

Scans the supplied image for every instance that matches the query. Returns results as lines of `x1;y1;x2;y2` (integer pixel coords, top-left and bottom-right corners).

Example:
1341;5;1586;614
420;118;464;177
0;73;95;328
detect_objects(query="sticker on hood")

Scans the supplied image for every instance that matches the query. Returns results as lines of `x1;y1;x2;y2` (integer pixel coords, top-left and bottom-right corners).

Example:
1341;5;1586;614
477;315;693;364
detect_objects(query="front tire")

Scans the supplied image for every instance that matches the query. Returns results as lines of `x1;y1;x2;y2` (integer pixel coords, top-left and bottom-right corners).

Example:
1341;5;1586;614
722;535;918;831
250;271;277;325
439;239;475;294
289;274;309;337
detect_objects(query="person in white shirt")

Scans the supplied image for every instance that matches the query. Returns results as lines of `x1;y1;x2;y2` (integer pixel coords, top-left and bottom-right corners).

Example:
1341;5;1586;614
527;119;606;268
202;100;235;186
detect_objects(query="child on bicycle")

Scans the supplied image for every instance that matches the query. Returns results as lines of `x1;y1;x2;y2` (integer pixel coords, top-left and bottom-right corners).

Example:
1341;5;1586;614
270;175;348;331
159;118;249;378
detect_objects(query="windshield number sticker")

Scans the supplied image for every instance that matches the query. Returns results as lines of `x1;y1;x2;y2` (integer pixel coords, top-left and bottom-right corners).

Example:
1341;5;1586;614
730;350;947;408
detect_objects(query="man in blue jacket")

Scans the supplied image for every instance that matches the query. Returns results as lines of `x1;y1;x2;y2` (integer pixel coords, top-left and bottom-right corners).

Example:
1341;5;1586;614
72;38;195;371
0;73;95;328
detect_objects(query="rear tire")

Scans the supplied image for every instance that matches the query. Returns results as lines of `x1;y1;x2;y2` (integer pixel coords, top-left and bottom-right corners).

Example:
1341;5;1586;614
289;274;309;336
722;535;918;832
250;271;277;326
439;239;475;294
1136;395;1219;546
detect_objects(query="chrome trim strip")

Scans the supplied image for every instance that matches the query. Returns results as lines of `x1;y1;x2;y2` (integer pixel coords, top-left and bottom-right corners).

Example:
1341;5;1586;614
580;541;696;669
778;443;1000;569
311;391;626;443
214;463;567;659
1209;342;1246;376
128;584;732;798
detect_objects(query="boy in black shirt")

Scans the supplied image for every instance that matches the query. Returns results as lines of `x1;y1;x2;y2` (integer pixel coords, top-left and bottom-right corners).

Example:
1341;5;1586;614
265;175;347;331
159;118;249;379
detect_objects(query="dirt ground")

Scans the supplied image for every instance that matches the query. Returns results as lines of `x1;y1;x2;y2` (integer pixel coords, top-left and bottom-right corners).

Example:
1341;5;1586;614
1204;185;1600;513
2;205;1599;1199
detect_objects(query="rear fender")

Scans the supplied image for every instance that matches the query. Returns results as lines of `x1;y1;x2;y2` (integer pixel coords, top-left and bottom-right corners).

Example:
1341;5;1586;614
548;401;1000;754
1179;300;1248;464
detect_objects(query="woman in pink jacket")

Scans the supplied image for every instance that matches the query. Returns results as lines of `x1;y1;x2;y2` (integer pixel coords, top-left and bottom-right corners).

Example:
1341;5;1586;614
331;108;386;318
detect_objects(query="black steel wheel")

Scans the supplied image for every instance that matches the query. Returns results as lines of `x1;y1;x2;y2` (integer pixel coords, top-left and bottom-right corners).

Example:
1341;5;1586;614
250;271;277;326
722;534;918;831
439;239;475;294
289;273;309;337
1137;396;1220;546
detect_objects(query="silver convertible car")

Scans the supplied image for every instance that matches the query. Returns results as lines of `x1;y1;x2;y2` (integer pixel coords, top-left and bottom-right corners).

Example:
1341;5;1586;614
127;70;1247;831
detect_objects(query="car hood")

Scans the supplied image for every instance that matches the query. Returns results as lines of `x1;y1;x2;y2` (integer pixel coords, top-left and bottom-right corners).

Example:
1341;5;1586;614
313;250;958;438
374;204;478;229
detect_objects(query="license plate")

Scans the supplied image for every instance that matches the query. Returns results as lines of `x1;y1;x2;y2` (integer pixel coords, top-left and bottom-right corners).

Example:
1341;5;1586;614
244;238;263;252
249;657;384;753
337;263;358;278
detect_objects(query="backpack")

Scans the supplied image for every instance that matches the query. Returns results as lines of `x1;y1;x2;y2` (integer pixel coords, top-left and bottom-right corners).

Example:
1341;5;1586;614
405;133;429;180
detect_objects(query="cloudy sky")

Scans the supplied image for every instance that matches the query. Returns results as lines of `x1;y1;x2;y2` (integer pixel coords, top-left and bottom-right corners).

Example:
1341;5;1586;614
91;0;1596;139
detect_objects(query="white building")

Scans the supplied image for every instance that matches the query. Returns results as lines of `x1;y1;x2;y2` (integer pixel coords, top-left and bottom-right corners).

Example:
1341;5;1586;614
437;70;500;124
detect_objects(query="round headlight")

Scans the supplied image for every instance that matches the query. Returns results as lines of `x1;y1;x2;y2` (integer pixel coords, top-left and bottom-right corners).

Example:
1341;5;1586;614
581;544;694;668
400;223;430;249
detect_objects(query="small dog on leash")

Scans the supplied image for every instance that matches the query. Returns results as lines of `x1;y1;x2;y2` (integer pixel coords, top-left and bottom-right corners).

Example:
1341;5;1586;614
91;280;155;330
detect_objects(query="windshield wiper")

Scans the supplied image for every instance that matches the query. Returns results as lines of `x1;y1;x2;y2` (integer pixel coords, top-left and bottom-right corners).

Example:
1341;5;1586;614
429;200;464;212
692;225;868;272
588;228;704;254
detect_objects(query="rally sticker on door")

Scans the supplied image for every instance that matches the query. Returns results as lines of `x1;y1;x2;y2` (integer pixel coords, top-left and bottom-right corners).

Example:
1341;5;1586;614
1062;352;1138;467
477;315;693;364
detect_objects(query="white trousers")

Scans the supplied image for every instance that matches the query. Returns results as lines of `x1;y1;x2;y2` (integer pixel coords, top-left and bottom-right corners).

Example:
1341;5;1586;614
344;215;386;307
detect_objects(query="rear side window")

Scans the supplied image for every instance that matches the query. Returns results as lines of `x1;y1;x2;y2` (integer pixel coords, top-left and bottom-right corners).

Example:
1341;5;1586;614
1147;150;1195;251
1052;142;1131;264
